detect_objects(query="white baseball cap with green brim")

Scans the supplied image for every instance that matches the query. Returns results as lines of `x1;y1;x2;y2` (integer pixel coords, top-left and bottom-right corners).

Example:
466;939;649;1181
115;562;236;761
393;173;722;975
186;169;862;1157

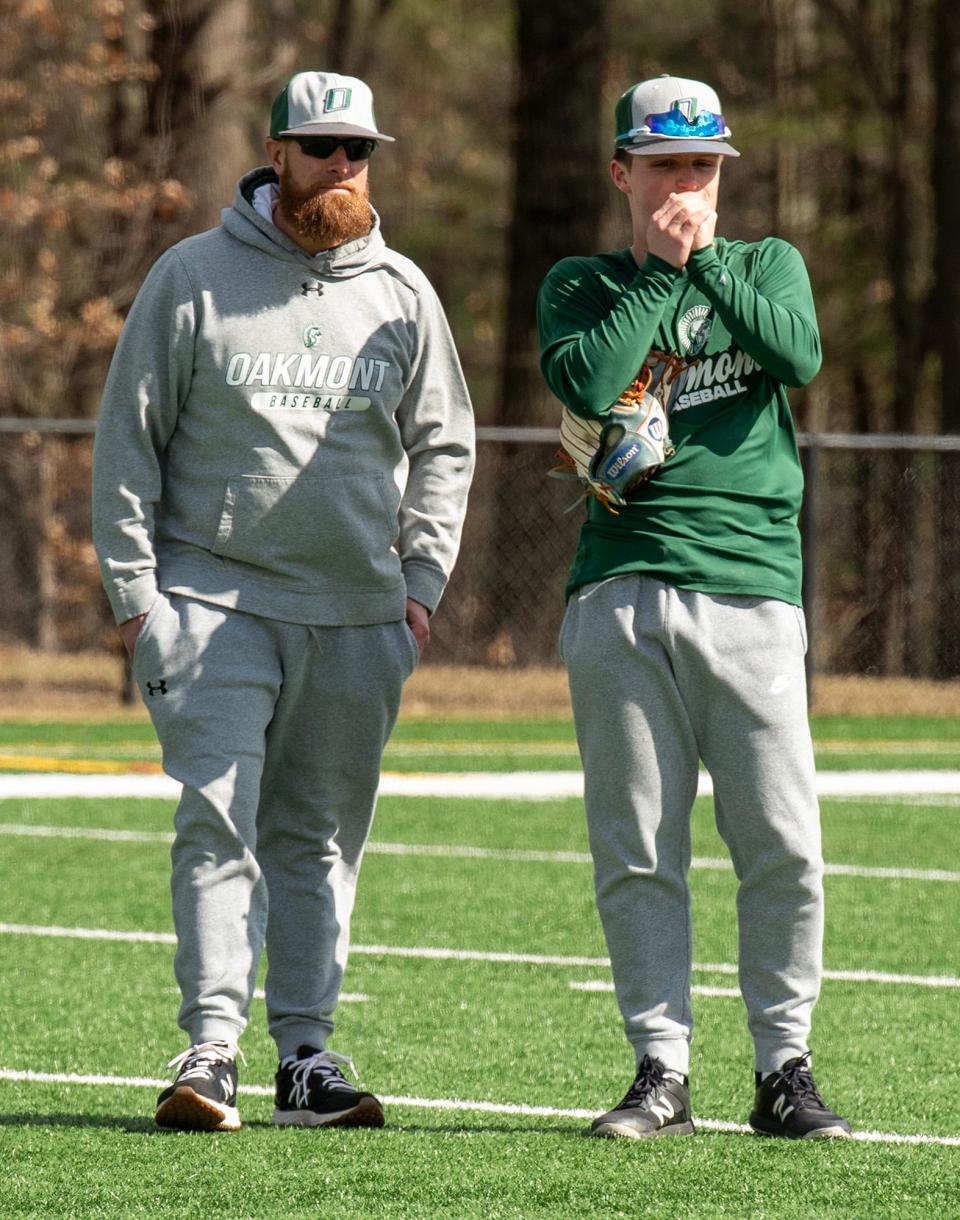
269;71;395;142
615;74;739;157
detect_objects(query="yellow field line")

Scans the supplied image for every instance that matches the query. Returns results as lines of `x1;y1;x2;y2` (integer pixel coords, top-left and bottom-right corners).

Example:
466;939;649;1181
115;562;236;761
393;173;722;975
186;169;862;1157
0;754;163;775
1;738;957;775
3;739;958;757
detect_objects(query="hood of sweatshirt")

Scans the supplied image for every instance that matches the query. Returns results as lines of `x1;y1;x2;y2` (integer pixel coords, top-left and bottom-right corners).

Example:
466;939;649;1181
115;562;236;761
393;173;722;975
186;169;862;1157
220;165;392;280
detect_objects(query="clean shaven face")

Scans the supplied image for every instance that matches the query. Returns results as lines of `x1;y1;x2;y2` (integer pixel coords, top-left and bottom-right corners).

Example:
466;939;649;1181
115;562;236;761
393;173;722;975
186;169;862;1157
612;152;722;221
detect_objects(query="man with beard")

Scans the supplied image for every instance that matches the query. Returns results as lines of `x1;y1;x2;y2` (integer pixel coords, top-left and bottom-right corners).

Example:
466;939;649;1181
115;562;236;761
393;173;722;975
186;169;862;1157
92;71;475;1132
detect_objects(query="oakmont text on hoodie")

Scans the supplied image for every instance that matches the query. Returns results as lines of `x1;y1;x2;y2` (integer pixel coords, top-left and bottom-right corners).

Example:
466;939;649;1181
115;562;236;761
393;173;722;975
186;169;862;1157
93;166;475;627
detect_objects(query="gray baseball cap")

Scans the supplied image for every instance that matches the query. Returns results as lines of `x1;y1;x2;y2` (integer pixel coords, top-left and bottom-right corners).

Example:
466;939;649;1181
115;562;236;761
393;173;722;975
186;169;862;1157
615;74;739;157
269;71;395;142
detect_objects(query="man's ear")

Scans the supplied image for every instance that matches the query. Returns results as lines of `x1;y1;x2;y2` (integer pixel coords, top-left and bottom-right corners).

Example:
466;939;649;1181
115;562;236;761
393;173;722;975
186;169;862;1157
265;138;285;175
610;158;631;196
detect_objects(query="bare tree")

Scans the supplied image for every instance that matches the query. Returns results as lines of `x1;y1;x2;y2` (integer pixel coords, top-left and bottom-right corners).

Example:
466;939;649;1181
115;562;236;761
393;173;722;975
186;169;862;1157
812;0;934;676
484;0;610;663
0;0;250;649
933;0;960;675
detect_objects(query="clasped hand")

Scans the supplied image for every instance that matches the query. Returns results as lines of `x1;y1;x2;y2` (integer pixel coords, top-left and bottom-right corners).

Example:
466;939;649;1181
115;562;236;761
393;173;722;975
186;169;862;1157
647;192;717;269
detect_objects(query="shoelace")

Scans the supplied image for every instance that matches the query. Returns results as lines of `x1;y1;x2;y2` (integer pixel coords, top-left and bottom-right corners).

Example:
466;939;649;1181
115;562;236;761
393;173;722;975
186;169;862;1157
623;1054;668;1106
165;1039;245;1083
286;1049;359;1109
776;1052;828;1109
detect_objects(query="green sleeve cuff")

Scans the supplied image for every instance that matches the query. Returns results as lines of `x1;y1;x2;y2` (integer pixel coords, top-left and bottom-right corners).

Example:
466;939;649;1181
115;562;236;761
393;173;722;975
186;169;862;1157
685;245;722;278
640;253;684;282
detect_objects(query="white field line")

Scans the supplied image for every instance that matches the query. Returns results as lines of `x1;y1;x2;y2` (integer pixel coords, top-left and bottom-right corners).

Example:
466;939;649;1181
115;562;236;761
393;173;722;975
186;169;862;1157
4;769;960;800
570;980;741;998
368;843;960;884
0;824;174;844
2;823;958;884
261;987;368;1004
0;1067;956;1147
1;921;957;989
163;986;370;1002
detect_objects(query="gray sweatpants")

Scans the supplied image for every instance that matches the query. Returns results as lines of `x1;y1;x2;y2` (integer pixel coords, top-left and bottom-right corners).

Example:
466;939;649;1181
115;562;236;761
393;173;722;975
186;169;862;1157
132;592;418;1058
560;574;824;1075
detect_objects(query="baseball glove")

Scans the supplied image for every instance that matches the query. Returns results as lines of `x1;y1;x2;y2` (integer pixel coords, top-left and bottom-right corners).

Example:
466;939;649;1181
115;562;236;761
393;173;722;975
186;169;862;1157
554;356;681;512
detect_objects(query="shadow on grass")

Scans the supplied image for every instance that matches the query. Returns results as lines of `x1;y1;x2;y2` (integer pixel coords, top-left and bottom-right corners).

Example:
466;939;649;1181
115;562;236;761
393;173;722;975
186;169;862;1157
0;1112;588;1138
0;1112;157;1133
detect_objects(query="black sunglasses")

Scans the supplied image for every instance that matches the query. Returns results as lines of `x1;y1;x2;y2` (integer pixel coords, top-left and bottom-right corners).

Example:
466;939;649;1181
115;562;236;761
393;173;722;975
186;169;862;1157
290;136;377;161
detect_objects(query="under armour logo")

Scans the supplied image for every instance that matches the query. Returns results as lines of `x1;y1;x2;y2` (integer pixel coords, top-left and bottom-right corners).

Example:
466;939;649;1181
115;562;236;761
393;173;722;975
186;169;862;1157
301;282;324;297
146;680;168;697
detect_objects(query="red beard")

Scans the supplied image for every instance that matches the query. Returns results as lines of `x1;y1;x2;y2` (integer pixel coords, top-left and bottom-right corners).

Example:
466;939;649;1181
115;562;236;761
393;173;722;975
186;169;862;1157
278;176;373;248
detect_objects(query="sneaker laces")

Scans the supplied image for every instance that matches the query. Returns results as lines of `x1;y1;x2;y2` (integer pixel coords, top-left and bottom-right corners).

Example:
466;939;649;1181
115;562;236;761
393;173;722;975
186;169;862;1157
777;1052;828;1109
286;1049;359;1109
622;1054;668;1107
165;1039;245;1083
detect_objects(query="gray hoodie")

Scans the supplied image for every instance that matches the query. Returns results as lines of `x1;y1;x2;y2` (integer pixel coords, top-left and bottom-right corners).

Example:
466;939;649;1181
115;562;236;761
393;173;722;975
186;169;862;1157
92;166;475;626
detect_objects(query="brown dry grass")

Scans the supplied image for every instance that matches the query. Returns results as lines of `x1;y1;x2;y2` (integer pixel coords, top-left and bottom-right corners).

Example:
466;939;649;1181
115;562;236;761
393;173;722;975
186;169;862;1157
1;644;959;721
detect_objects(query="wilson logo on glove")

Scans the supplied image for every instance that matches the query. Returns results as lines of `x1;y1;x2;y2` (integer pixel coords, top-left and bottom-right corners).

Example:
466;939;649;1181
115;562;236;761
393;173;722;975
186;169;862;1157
588;391;674;508
552;351;686;514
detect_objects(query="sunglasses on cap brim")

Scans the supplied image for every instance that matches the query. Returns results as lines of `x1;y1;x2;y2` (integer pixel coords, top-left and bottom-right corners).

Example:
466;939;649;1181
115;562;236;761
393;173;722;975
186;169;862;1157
618;107;728;144
287;136;378;161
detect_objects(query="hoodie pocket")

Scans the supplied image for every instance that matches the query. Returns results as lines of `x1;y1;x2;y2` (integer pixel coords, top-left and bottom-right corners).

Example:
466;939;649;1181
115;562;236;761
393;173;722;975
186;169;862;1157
212;473;398;591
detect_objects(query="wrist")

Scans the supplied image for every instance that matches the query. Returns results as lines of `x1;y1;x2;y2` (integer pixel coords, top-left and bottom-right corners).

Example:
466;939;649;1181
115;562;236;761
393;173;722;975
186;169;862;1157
687;244;720;271
640;251;684;277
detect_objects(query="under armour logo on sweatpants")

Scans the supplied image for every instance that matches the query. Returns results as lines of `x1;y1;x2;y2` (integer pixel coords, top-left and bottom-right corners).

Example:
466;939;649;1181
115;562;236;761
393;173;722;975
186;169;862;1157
301;282;324;296
146;680;168;696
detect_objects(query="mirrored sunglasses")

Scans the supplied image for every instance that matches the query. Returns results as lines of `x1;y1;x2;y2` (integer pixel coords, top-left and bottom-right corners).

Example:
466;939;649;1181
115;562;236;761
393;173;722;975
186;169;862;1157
291;136;378;161
640;107;727;139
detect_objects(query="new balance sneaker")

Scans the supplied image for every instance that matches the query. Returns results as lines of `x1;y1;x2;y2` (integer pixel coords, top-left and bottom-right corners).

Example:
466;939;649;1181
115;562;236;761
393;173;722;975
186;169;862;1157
155;1040;242;1131
590;1054;695;1139
750;1053;851;1139
272;1046;385;1128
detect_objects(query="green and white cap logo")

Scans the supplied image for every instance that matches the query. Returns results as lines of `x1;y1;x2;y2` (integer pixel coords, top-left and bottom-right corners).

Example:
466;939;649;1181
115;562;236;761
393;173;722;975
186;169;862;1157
270;71;395;142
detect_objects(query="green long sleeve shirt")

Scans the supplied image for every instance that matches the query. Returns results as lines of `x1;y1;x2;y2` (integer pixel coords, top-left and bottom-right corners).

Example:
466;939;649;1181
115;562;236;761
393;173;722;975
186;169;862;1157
537;237;821;603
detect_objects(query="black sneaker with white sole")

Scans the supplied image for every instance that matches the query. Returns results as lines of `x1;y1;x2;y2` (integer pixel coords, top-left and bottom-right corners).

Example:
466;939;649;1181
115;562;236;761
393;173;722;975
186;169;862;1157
590;1054;695;1139
750;1052;851;1139
272;1046;385;1128
155;1039;242;1131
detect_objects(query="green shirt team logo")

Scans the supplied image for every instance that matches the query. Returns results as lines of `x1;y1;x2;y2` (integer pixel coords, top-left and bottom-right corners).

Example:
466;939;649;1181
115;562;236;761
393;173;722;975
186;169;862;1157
304;325;322;348
677;305;713;356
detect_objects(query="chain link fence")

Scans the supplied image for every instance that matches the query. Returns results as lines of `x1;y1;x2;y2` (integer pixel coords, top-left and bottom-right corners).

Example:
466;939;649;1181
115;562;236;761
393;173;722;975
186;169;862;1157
2;421;960;681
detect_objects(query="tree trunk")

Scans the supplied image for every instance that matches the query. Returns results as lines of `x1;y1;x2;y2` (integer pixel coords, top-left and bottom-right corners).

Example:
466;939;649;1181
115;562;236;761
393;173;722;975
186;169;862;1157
144;0;249;212
933;0;960;675
880;0;921;675
486;0;609;663
770;0;826;692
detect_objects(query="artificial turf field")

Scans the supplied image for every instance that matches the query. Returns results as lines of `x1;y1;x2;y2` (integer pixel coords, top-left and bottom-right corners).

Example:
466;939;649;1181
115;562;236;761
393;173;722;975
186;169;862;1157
0;716;958;1218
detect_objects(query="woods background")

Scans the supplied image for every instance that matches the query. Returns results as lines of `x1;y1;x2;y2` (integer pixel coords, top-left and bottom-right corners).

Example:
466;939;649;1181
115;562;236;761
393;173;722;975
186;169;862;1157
2;0;960;681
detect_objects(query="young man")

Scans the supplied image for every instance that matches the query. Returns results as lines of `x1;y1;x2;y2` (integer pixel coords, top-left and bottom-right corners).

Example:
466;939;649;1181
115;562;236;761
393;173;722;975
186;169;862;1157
537;74;850;1140
93;71;474;1131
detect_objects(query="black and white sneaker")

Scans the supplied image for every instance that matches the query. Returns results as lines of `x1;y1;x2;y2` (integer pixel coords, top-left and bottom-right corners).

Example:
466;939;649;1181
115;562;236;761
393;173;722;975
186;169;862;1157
272;1046;385;1128
590;1054;695;1139
155;1039;242;1131
750;1053;851;1139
